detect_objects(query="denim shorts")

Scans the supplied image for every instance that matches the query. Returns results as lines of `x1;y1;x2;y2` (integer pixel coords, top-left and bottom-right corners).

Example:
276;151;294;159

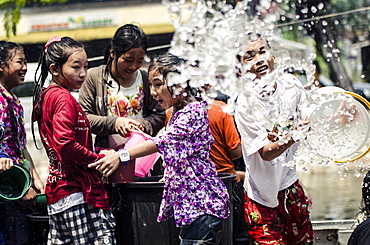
179;214;225;245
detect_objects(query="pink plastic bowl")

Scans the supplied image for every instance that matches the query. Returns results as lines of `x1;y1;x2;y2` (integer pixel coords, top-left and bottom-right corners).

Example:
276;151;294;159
125;131;161;178
108;130;161;183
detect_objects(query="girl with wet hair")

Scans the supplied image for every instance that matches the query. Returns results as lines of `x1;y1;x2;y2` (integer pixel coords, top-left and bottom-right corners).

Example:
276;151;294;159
348;171;370;244
79;24;165;151
32;36;119;244
0;40;45;245
90;53;230;245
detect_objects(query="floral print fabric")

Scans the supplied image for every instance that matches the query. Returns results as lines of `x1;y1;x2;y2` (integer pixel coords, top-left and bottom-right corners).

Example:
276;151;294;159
0;85;25;165
106;75;144;119
153;101;230;226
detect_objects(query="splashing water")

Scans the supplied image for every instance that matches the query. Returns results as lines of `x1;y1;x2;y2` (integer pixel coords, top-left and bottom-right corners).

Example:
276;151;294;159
162;0;370;174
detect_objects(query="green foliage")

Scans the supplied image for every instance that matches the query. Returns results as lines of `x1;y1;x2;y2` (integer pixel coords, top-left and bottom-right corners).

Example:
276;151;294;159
39;0;67;5
0;0;66;37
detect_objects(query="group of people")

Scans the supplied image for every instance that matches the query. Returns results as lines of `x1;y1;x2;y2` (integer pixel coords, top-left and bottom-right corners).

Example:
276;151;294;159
1;22;365;245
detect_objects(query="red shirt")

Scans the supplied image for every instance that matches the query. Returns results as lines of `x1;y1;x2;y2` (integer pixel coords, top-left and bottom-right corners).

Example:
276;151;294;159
35;85;109;209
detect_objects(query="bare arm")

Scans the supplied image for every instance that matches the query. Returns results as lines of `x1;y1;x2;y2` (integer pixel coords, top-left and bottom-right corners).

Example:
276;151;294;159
18;147;45;208
88;140;159;177
24;147;45;194
299;179;313;209
127;140;159;159
228;144;242;161
258;137;295;162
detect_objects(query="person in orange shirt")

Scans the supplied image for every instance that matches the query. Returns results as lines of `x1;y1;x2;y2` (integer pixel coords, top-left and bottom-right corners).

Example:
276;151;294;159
165;99;250;245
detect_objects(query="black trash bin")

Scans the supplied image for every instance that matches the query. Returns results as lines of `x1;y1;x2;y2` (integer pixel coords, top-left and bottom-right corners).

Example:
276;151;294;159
28;214;49;245
111;173;235;245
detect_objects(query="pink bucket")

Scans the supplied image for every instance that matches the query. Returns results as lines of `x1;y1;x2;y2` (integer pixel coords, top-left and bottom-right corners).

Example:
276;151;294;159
108;130;161;182
108;159;135;183
125;130;161;178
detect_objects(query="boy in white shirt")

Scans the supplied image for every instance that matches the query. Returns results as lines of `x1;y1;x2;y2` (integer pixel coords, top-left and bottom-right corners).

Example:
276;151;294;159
235;34;313;245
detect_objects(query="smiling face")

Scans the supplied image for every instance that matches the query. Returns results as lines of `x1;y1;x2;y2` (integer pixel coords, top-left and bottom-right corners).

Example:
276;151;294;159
0;48;27;90
148;69;179;110
111;47;145;80
52;49;88;90
242;37;276;80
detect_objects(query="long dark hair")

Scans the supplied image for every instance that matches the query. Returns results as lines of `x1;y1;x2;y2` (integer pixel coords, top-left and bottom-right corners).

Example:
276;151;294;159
104;24;147;76
34;37;84;100
32;36;84;148
361;171;370;216
0;41;24;78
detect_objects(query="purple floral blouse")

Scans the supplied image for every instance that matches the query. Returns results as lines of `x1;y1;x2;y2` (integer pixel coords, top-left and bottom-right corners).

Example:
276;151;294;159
153;101;230;226
0;85;26;166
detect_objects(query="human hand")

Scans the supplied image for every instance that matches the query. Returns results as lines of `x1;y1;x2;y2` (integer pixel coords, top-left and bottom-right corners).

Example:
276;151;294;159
115;117;144;137
19;186;37;208
0;158;13;173
88;151;120;177
300;181;313;209
337;102;359;124
99;149;116;155
305;191;314;209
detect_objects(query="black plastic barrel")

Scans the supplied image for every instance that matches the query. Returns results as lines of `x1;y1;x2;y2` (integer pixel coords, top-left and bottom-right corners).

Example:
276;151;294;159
28;214;49;245
111;173;235;245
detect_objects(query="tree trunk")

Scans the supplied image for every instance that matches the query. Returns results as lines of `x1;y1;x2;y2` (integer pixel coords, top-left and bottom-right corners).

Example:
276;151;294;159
294;0;354;91
311;19;355;91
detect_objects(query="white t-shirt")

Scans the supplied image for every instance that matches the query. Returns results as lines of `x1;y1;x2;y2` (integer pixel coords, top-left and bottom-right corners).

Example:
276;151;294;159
107;71;144;120
235;73;305;208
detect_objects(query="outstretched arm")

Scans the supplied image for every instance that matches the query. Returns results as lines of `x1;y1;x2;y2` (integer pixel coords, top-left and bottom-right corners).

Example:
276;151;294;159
88;140;159;177
258;137;295;162
259;120;309;162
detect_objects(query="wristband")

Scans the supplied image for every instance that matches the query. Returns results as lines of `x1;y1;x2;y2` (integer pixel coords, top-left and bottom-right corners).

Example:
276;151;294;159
118;149;130;165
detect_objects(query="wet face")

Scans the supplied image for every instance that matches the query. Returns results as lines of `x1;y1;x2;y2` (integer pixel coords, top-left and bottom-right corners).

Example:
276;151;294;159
0;48;27;90
148;69;179;110
111;47;145;80
52;49;88;90
242;37;276;80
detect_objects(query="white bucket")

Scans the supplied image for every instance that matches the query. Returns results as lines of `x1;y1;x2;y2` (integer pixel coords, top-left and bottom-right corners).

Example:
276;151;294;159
305;87;370;162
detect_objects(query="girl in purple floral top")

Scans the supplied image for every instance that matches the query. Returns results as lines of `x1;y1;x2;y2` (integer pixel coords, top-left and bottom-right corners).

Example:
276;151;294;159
90;53;230;244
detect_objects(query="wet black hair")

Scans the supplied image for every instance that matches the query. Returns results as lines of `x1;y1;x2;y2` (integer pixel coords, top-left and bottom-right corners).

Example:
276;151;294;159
148;53;184;81
362;171;370;215
236;32;271;63
246;32;271;49
148;53;200;99
313;60;321;74
104;24;147;76
148;53;186;96
0;41;24;73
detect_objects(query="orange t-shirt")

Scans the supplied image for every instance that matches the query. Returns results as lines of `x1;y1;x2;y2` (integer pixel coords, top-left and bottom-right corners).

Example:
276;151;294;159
165;100;241;182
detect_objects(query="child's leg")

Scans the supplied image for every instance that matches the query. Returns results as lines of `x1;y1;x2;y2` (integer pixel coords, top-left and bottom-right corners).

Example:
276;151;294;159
48;203;116;245
244;193;285;245
179;214;225;245
4;201;30;245
233;182;250;244
0;202;9;245
276;181;313;245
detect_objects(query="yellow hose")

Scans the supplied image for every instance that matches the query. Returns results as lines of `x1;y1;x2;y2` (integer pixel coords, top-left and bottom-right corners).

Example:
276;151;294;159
332;91;370;163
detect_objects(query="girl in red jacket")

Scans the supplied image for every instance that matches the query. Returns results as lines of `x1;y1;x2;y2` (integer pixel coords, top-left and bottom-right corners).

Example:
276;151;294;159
32;36;120;244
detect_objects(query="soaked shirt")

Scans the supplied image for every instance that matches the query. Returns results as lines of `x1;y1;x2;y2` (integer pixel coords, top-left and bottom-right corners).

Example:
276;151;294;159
0;85;26;166
153;101;230;226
